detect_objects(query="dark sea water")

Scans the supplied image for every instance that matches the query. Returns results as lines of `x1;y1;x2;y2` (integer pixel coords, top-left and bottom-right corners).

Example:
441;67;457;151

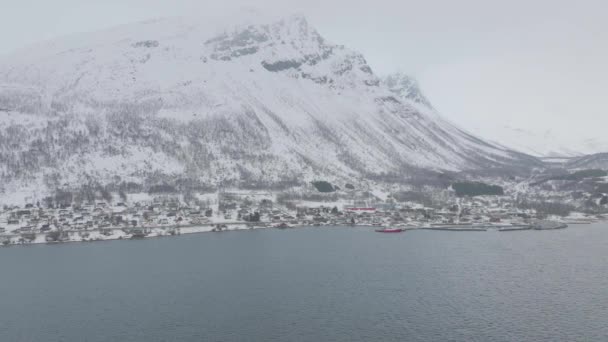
1;224;608;342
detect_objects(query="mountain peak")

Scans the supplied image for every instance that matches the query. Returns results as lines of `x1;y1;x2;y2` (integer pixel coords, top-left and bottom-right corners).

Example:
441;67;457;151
383;73;433;109
204;13;327;62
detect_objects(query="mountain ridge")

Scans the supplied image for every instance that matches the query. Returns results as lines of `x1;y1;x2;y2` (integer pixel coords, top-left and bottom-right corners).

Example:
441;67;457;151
0;14;541;203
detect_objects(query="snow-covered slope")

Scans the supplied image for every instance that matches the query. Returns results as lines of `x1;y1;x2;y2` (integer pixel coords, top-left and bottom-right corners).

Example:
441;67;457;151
0;14;540;198
567;153;608;170
468;125;608;158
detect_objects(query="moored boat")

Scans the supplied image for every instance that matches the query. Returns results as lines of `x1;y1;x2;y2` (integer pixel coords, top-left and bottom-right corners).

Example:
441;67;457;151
375;228;404;233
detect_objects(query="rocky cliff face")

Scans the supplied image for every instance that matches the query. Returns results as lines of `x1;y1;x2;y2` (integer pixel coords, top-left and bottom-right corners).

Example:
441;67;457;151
383;73;433;109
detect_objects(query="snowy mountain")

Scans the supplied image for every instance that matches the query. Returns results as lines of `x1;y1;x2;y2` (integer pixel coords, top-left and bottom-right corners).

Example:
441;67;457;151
567;153;608;170
467;125;608;158
0;14;540;200
383;73;433;109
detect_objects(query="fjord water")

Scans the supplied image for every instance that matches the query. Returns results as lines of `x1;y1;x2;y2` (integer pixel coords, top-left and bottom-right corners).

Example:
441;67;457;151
1;225;608;342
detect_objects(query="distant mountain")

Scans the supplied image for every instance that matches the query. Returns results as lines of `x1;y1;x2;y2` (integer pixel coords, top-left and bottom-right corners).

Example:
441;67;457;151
567;153;608;170
470;125;608;158
0;14;539;200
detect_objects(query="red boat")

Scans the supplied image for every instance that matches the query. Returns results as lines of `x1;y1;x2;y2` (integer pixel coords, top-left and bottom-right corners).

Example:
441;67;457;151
375;228;404;233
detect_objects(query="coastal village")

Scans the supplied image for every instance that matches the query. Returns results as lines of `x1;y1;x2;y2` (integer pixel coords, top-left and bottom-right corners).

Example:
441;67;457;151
0;189;603;247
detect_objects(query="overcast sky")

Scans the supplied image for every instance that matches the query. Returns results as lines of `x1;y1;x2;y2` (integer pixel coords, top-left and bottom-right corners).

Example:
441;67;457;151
1;0;606;154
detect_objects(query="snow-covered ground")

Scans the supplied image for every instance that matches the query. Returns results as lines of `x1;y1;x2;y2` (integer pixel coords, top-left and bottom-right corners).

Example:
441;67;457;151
1;183;606;248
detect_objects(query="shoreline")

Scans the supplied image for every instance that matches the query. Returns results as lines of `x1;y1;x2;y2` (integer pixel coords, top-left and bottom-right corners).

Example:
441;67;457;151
1;220;596;249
